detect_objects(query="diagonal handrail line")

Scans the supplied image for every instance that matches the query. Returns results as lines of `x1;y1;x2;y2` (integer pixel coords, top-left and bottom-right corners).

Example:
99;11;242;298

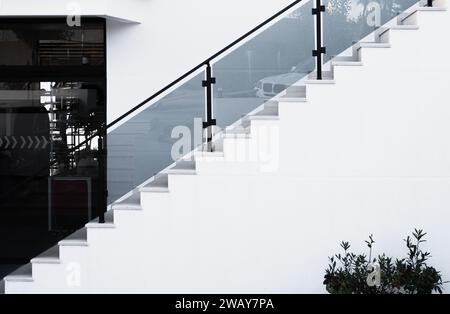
0;0;305;202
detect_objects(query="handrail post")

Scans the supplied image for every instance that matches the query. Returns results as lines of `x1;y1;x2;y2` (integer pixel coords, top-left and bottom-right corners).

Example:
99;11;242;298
202;63;217;152
97;134;107;224
312;0;326;80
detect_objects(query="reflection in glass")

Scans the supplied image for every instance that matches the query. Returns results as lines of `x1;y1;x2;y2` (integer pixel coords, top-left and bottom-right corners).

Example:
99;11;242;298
212;1;315;128
107;74;204;203
324;0;418;62
0;19;105;66
0;16;106;279
0;80;105;277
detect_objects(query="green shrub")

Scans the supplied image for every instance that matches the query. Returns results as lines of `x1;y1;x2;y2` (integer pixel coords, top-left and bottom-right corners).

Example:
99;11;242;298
323;229;445;294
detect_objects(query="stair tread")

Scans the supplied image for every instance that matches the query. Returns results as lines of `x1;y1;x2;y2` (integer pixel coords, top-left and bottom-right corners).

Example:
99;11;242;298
223;126;251;138
307;71;334;81
332;60;363;66
306;78;335;84
146;174;168;187
285;85;307;98
86;222;116;228
59;228;88;246
253;107;278;117
248;115;279;121
417;6;447;11
391;25;419;30
223;133;251;139
31;246;60;264
112;192;142;211
4;264;33;282
263;100;278;108
194;151;224;158
140;174;169;192
59;239;88;246
358;42;391;48
166;161;197;174
333;56;359;62
279;96;308;102
172;160;196;170
86;211;115;227
225;126;251;135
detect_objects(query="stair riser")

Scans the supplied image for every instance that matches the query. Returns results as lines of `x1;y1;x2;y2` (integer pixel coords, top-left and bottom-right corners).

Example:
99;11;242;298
387;27;421;48
357;46;392;69
197;159;261;175
167;174;197;194
223;137;254;162
5;281;35;294
303;82;336;106
141;191;170;212
140;192;172;231
31;264;64;286
331;64;364;86
223;137;274;173
250;120;280;173
112;209;144;228
416;8;448;31
195;155;227;174
59;245;88;269
86;228;116;249
33;246;89;293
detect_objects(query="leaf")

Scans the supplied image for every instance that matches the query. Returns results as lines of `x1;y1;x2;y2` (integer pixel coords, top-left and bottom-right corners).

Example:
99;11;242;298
324;229;444;294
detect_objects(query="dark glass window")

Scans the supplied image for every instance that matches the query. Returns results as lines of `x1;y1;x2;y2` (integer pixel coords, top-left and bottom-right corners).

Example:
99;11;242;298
0;18;106;278
0;19;105;66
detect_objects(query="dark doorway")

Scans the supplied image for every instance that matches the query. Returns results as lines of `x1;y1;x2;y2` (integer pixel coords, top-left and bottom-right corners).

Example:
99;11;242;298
0;17;106;278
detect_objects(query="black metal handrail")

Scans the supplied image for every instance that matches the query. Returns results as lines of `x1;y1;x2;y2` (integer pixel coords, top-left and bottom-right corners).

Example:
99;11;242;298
0;0;310;222
107;0;305;131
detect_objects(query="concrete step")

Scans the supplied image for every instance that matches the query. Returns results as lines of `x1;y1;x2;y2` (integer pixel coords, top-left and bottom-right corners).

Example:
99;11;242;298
4;264;33;283
417;6;447;11
285;85;307;98
223;126;251;138
332;60;363;67
391;25;420;30
166;160;197;175
140;174;169;193
86;210;115;229
357;42;392;49
112;192;142;211
31;246;60;265
59;228;88;247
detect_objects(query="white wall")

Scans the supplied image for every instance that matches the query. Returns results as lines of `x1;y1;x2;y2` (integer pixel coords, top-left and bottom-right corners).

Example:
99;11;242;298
0;0;143;22
4;3;450;293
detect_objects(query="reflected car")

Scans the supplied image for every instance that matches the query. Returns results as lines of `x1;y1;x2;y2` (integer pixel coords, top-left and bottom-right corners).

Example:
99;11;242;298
255;68;309;98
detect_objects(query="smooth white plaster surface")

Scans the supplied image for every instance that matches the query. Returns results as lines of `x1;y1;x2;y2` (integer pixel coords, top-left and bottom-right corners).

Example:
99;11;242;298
4;2;450;294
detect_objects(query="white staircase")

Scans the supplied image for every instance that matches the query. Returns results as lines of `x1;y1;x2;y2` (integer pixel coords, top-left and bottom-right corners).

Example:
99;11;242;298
3;1;450;293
